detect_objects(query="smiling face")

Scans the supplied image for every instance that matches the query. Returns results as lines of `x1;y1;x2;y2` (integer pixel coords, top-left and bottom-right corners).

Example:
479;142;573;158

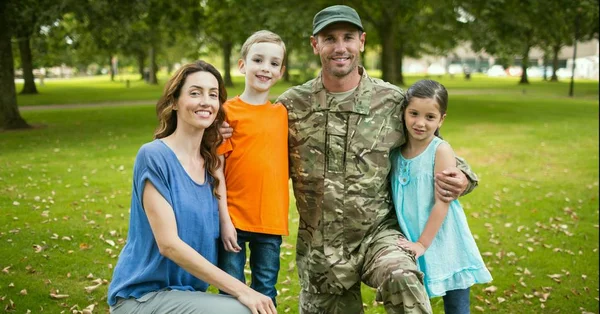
174;71;220;132
239;42;285;94
311;22;365;79
404;97;446;143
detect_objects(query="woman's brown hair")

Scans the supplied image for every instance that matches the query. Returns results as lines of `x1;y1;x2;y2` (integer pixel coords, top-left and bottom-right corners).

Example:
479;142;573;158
154;60;227;198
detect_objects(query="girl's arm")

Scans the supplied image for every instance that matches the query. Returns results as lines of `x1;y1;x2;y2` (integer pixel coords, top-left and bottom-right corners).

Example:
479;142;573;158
217;155;241;252
400;142;456;257
142;181;275;314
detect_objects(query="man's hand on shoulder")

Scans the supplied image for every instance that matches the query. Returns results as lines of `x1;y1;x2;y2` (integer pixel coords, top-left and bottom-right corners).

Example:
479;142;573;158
434;167;468;202
219;121;233;140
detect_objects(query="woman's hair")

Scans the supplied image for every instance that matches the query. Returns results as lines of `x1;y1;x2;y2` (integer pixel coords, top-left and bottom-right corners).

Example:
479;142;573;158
403;79;448;136
154;60;227;199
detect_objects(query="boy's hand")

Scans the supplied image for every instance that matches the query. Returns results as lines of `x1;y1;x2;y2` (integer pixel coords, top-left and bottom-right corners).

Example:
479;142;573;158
219;121;233;140
435;167;468;202
398;238;425;258
220;219;241;252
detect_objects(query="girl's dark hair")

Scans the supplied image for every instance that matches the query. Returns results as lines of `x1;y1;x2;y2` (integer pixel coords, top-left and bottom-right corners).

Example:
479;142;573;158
403;79;448;136
154;60;227;199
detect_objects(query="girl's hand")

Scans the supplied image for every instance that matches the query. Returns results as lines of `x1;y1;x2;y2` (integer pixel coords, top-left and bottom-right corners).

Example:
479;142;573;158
237;289;277;314
220;219;241;253
398;238;426;258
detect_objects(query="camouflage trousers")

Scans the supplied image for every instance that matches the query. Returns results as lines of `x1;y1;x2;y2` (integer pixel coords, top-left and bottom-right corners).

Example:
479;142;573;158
299;221;432;314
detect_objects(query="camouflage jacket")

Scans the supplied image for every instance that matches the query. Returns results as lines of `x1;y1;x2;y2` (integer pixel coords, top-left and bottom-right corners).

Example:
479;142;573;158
277;67;478;294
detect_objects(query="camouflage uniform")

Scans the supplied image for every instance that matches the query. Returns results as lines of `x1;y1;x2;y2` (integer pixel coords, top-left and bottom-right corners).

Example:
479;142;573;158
277;67;478;314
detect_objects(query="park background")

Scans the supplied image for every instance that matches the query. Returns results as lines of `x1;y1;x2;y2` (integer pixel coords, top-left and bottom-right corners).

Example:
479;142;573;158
1;0;598;313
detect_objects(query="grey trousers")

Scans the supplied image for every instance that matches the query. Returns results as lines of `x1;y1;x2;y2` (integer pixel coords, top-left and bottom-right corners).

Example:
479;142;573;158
110;290;252;314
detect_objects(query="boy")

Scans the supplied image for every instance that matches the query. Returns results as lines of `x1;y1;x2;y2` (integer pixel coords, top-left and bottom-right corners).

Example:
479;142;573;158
217;30;288;307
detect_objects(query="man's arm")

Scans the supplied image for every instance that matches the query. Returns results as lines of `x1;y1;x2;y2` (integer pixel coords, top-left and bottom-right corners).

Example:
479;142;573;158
455;155;478;195
434;155;478;203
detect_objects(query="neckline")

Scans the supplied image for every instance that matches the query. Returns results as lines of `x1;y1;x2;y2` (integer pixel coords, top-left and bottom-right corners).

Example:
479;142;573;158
235;96;272;107
157;139;208;186
400;137;439;161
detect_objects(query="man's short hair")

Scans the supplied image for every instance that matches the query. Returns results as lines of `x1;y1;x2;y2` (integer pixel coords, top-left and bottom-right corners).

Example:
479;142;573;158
240;30;287;66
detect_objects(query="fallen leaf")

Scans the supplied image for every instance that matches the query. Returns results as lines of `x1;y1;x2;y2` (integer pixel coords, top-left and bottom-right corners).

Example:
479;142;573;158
49;293;69;299
483;285;498;294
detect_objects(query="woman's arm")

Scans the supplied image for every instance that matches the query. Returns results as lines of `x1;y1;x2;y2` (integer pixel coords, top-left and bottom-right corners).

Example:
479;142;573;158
399;142;456;257
142;181;275;314
217;155;241;252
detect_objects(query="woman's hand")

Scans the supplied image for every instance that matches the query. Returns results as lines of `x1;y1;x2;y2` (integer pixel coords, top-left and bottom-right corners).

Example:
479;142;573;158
398;238;426;258
220;219;241;253
237;289;277;314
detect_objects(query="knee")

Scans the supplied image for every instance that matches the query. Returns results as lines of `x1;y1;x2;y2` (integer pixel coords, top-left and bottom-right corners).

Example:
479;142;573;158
390;268;424;287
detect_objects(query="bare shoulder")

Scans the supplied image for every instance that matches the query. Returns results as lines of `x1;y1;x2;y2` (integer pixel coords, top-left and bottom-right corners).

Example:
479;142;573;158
435;141;456;168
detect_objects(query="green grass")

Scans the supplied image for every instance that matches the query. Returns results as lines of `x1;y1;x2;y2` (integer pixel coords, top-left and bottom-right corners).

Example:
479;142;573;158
1;75;598;313
17;72;598;107
15;73;294;107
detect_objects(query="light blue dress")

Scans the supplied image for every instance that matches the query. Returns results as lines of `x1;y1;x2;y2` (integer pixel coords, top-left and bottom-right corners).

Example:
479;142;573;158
391;137;492;297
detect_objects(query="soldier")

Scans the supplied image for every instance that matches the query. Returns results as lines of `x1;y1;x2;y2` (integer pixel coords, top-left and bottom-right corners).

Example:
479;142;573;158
276;5;479;314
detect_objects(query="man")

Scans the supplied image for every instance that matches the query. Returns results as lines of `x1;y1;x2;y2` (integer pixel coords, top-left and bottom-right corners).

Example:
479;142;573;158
221;5;477;313
275;5;478;314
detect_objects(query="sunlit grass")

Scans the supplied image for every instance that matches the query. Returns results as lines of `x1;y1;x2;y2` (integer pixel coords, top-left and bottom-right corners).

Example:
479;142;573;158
1;76;598;313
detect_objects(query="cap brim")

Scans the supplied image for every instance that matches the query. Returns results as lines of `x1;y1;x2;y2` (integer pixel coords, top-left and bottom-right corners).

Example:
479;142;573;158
313;17;363;35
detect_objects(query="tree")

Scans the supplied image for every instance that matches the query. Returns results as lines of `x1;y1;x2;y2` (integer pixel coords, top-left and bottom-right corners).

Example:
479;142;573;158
538;0;599;81
0;1;30;130
464;0;542;84
352;0;466;85
6;0;65;94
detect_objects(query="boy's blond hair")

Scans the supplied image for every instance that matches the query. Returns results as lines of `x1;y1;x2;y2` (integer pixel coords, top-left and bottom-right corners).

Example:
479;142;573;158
240;30;286;67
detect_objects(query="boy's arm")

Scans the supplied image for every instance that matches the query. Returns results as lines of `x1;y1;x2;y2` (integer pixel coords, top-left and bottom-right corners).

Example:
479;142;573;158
216;155;240;253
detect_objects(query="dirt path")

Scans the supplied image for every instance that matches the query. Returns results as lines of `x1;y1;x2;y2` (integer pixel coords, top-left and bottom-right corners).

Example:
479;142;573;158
19;100;155;111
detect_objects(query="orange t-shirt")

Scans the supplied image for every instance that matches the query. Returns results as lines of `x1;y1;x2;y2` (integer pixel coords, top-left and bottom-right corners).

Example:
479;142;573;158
217;96;289;235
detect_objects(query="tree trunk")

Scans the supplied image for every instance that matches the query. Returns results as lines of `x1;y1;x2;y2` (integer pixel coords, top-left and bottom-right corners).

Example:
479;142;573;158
395;41;405;86
519;45;530;84
148;46;158;85
18;36;38;94
109;55;115;81
283;49;290;82
0;4;30;130
137;51;145;80
222;40;233;87
542;53;548;81
550;44;560;82
380;25;396;83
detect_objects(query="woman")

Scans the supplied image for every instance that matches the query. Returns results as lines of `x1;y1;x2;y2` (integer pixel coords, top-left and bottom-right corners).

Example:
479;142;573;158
107;60;276;314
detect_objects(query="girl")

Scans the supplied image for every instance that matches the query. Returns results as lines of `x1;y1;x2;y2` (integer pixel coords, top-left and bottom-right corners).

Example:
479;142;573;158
107;60;276;314
392;79;492;314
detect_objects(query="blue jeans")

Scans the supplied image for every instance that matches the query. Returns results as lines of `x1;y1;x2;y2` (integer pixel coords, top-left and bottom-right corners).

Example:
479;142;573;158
218;229;282;306
443;288;471;314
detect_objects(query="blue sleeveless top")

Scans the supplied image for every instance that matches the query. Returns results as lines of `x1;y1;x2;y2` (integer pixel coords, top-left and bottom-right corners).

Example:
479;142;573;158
107;139;220;306
391;136;492;297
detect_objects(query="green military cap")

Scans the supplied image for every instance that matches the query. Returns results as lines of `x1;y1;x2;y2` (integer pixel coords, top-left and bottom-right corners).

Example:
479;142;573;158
312;5;364;35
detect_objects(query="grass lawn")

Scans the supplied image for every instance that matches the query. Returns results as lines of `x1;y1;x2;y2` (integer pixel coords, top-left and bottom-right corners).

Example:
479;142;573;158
1;75;598;313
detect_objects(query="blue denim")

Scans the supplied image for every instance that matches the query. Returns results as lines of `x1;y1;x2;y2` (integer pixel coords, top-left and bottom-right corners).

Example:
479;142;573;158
218;229;282;307
443;288;471;314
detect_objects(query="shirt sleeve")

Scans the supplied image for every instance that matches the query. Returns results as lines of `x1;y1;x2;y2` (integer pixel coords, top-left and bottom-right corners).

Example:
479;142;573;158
133;145;172;207
456;155;479;196
217;138;233;157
